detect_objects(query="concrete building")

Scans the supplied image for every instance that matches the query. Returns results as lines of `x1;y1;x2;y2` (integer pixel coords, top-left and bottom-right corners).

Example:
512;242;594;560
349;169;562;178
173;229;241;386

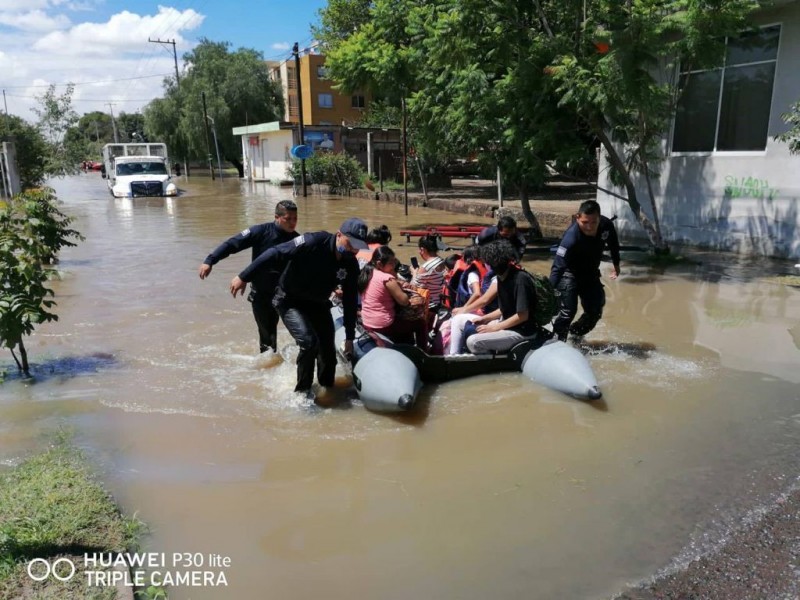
266;51;371;129
597;1;800;259
234;50;401;184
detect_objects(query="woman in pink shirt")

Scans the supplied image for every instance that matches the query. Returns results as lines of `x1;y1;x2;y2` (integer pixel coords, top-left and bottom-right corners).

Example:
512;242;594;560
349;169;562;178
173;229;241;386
358;246;429;349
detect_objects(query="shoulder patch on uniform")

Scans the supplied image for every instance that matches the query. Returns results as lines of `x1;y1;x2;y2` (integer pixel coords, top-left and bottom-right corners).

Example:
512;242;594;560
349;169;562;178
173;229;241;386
294;235;305;246
601;231;609;240
556;245;567;257
240;228;251;237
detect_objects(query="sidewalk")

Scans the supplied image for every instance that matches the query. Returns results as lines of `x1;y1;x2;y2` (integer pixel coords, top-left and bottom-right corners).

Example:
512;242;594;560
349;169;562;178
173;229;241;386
351;178;593;237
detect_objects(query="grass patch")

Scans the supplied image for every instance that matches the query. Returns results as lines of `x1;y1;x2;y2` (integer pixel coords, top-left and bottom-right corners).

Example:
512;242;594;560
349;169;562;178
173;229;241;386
762;274;800;288
0;440;147;599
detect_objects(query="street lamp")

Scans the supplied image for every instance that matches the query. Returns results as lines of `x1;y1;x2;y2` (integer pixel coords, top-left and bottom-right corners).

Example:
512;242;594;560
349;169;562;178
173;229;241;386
205;116;223;180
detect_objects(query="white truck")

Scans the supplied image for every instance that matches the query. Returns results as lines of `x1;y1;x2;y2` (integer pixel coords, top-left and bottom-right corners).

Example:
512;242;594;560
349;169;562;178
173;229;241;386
101;143;178;198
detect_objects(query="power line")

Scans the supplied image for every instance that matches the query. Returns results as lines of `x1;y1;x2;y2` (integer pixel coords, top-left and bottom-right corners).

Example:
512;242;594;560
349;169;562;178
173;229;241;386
1;74;172;89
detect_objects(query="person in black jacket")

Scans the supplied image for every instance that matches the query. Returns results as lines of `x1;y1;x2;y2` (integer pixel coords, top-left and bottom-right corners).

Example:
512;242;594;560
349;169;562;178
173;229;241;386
199;200;298;353
549;200;620;342
230;218;368;399
476;215;527;261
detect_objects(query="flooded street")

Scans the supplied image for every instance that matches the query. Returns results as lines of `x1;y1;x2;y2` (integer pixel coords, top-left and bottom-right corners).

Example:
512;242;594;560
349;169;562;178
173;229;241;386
1;173;799;599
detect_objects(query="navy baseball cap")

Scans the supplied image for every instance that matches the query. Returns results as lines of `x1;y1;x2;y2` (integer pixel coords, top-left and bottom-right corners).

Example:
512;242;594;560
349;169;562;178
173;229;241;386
340;218;369;250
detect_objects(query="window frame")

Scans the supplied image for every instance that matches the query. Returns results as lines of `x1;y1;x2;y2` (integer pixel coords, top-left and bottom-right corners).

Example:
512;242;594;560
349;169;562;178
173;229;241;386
670;22;782;157
318;93;333;109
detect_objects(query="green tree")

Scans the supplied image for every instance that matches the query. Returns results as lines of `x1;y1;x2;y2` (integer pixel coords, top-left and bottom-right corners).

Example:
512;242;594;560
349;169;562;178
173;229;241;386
143;39;284;176
0;115;49;189
0;188;83;377
116;112;146;143
538;0;755;251
63;111;115;160
776;100;800;154
323;0;578;233
30;84;82;176
312;0;374;48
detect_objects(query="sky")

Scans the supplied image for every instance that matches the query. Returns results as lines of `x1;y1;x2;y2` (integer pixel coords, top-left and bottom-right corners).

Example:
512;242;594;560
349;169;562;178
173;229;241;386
0;0;328;122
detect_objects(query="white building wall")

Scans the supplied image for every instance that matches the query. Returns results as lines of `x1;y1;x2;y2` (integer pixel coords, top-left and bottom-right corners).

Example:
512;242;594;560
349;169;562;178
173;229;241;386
239;130;294;182
597;2;800;259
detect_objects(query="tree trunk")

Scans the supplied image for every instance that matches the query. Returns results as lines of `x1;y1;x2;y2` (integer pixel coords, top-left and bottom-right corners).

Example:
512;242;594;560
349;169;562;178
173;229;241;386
595;128;668;251
518;183;543;239
18;339;30;377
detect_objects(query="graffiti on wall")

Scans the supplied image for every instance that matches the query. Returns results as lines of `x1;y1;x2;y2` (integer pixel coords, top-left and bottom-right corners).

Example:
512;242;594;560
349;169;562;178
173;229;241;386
724;176;779;201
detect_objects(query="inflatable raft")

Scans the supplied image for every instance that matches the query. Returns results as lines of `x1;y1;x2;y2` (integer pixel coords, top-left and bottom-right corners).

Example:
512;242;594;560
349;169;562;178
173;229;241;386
332;306;602;413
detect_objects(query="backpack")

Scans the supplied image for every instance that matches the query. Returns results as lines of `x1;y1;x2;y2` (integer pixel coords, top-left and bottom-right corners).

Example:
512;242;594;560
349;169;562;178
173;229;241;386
529;272;558;326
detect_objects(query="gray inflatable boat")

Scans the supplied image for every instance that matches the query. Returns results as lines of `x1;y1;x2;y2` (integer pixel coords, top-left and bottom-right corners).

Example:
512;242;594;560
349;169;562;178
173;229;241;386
331;305;601;413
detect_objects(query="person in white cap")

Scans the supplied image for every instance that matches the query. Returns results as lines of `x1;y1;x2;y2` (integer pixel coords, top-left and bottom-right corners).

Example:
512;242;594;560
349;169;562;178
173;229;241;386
230;218;369;401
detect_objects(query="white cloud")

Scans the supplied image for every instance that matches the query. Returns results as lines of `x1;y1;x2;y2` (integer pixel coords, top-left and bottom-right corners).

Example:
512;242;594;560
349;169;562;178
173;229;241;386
271;42;290;51
3;6;205;122
0;0;51;9
0;10;71;32
33;7;205;56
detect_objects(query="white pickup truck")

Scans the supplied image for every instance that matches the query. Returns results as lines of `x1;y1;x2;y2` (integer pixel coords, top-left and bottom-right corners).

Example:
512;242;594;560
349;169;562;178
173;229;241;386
101;143;178;198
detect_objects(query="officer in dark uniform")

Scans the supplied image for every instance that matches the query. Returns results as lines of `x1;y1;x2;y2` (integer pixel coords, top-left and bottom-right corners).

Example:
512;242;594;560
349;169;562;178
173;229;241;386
199;200;298;353
549;200;620;341
477;215;527;261
230;218;368;400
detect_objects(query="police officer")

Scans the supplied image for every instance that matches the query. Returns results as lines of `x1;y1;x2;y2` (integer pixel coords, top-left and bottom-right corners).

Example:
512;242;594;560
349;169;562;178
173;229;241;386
550;200;620;341
229;218;368;400
199;200;298;353
476;215;527;261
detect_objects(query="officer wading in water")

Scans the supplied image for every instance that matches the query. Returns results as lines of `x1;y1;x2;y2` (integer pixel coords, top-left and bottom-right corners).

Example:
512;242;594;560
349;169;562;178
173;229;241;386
199;200;299;353
230;218;369;402
549;200;620;342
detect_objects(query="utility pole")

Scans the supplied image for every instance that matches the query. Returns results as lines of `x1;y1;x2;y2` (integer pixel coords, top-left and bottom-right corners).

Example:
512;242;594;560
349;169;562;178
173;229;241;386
107;103;119;143
149;38;180;83
292;42;307;197
149;37;187;176
201;92;215;180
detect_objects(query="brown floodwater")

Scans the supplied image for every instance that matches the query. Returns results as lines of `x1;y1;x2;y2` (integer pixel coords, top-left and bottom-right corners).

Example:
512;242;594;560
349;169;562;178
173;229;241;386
1;173;799;599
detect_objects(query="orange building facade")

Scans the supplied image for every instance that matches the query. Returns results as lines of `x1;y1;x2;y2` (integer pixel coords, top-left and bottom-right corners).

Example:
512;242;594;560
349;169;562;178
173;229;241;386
267;52;370;128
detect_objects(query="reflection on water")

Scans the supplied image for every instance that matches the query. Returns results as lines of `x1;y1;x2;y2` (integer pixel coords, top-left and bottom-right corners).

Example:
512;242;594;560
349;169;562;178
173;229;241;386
1;174;799;599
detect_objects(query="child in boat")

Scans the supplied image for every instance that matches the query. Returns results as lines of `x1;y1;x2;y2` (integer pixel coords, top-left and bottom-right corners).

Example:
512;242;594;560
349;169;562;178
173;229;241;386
410;235;446;310
358;246;429;350
355;225;392;268
447;245;500;355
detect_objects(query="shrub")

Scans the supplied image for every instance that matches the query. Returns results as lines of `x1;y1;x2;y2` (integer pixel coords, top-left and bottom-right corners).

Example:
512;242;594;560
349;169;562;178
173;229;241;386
287;151;365;194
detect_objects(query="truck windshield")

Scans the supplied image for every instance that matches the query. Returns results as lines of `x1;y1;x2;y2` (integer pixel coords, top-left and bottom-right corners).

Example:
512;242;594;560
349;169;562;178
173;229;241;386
116;162;168;176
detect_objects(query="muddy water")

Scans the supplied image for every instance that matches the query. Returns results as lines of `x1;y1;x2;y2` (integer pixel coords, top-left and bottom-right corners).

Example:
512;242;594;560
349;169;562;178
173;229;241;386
1;174;799;599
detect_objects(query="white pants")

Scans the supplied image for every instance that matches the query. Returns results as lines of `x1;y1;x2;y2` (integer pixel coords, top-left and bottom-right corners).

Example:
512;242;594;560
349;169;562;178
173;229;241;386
448;313;480;355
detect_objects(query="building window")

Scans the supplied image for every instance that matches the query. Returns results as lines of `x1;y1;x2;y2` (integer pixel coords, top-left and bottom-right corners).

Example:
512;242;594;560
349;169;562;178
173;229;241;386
288;95;299;118
316;65;328;79
672;25;780;153
319;93;333;108
287;68;296;89
351;95;366;109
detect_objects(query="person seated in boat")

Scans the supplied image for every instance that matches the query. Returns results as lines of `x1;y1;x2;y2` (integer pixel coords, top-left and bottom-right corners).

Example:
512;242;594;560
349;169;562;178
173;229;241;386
355;225;392;268
477;215;527;261
447;246;500;355
453;245;489;309
464;239;544;355
358;245;429;350
410;235;446;310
